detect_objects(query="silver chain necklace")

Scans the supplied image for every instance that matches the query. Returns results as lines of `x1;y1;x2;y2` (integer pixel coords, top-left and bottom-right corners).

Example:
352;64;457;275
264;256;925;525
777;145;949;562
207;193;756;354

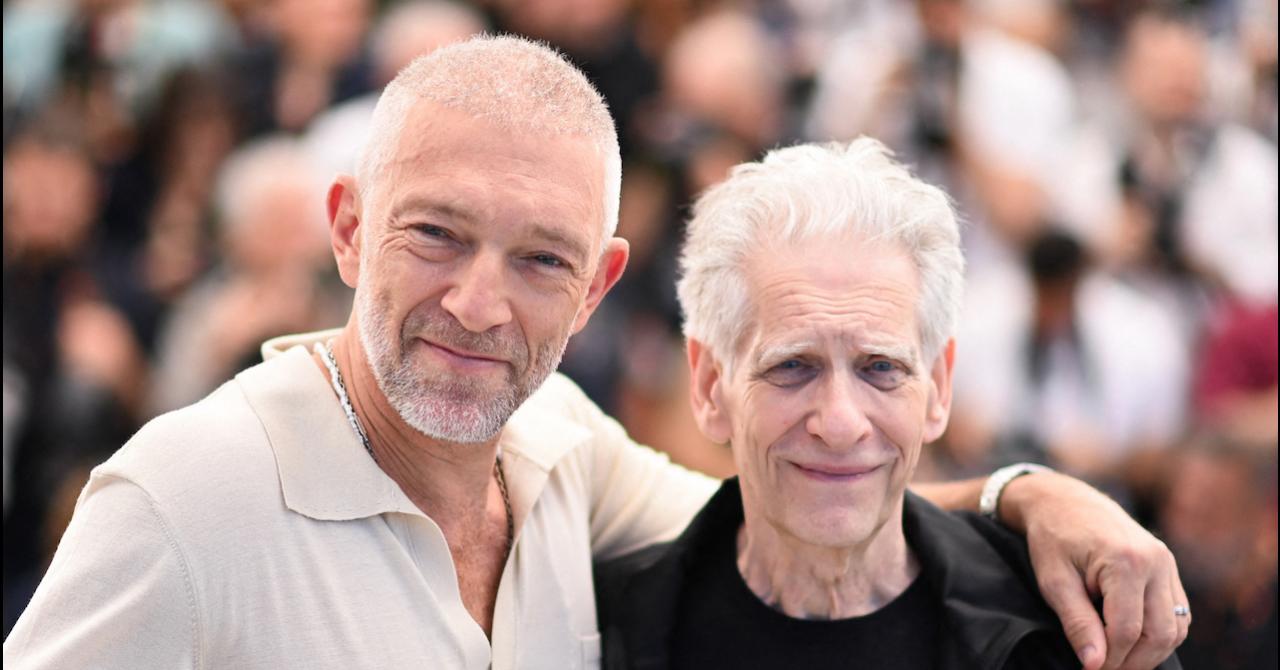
317;341;514;556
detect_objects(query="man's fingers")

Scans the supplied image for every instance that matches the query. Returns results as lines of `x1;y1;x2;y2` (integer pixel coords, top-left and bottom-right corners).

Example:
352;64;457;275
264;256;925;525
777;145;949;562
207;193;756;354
1098;556;1146;670
1036;561;1107;670
1170;566;1191;647
1115;569;1180;670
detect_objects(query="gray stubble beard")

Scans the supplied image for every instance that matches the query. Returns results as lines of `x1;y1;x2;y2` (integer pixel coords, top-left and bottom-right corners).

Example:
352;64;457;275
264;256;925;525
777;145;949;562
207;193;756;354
354;283;571;444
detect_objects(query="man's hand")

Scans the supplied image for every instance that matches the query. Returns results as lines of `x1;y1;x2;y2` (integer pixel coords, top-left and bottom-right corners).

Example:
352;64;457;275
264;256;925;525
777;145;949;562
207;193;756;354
1000;470;1188;670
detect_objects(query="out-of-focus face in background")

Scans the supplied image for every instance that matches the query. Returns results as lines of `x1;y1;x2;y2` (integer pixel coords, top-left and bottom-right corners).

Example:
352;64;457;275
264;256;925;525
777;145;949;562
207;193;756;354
371;1;484;86
228;176;330;275
2;138;99;263
214;137;330;277
271;0;370;69
494;0;630;52
1122;14;1208;128
1156;439;1278;669
707;235;951;548
915;0;967;48
663;10;785;151
1161;445;1277;587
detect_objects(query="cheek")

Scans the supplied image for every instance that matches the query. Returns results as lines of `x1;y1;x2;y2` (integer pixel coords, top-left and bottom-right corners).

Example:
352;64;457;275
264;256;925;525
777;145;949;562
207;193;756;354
548;277;592;318
512;283;575;332
735;390;809;466
869;390;930;453
378;265;422;308
513;273;593;328
372;259;448;321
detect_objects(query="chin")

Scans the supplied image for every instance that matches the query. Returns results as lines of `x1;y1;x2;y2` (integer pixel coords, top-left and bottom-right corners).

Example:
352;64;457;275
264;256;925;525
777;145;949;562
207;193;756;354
781;508;882;548
399;398;510;444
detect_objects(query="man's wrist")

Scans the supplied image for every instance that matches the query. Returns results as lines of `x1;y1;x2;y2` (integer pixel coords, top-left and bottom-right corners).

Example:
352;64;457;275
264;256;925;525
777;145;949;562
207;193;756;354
980;463;1054;527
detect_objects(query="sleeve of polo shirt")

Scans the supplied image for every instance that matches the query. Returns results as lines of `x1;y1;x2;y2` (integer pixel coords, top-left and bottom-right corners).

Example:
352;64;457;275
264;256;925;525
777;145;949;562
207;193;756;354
581;393;720;561
3;474;201;669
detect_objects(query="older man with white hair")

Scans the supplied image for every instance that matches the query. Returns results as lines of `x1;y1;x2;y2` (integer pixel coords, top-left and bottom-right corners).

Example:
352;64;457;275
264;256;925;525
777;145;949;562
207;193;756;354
148;135;346;415
596;139;1184;670
6;37;1184;669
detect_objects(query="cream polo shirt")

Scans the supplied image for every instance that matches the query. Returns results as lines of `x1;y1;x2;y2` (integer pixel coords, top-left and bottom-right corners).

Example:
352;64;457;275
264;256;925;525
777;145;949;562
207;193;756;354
4;330;717;669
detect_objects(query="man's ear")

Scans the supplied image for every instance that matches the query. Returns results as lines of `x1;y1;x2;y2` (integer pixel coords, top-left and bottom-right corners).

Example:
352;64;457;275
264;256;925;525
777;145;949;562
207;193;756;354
687;339;732;445
923;338;956;443
328;175;363;289
570;237;630;334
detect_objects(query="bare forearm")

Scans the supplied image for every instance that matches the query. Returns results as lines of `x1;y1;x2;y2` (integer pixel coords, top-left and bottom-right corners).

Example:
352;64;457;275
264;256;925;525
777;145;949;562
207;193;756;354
996;469;1107;534
912;471;1084;533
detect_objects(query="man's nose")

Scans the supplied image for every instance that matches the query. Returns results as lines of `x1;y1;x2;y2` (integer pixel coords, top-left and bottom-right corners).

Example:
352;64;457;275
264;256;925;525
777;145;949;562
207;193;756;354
440;252;514;333
804;372;874;449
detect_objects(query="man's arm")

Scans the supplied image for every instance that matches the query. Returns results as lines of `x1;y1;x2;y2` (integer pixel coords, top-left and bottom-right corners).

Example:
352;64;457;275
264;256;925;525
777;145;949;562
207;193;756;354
546;375;717;560
3;474;199;669
588;426;718;560
913;471;1187;670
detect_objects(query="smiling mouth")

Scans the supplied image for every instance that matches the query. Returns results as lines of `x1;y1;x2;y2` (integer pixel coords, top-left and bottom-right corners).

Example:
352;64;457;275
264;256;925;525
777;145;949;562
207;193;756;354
420;339;507;365
791;463;883;482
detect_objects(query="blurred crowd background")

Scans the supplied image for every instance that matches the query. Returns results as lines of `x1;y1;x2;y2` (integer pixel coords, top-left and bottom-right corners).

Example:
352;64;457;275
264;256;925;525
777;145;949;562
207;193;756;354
2;0;1276;665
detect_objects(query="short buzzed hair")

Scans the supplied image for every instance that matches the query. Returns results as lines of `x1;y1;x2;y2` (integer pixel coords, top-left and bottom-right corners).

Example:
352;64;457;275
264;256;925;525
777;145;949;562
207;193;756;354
357;34;622;241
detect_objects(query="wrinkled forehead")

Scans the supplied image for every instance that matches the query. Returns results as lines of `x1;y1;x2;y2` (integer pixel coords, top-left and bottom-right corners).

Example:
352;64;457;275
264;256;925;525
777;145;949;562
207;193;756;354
368;102;608;229
733;236;923;358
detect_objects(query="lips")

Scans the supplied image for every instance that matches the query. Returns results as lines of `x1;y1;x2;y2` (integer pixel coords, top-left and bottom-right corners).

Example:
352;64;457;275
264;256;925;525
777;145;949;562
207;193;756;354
420;338;507;364
791;462;883;480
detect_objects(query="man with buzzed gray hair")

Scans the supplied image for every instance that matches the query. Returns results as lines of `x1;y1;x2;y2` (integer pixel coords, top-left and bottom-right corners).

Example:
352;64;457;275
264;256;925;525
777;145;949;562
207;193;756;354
6;36;1186;670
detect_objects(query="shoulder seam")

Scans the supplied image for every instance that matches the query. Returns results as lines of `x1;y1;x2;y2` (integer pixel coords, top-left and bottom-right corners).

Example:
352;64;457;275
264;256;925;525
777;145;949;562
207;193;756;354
96;473;206;670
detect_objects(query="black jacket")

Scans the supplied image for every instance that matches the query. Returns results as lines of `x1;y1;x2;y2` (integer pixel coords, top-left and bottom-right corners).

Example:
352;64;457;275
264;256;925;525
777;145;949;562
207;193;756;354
595;478;1180;670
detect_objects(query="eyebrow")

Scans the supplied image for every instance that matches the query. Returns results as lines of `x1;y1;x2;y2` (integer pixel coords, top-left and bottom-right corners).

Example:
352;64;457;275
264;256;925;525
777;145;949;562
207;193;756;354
861;342;918;365
754;342;812;369
392;198;474;223
753;340;918;368
528;223;590;267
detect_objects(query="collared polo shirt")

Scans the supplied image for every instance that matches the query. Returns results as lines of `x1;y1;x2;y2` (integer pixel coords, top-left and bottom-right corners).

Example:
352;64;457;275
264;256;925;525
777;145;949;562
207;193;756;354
4;330;717;669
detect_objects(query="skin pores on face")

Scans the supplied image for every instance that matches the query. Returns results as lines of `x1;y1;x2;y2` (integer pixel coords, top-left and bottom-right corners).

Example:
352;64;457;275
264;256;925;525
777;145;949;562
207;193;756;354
720;235;948;553
353;101;608;443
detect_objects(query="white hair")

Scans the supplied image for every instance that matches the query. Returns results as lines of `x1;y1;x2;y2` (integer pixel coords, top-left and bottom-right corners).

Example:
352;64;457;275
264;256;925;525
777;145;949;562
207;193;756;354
369;0;484;82
356;34;622;242
214;135;325;237
676;138;965;371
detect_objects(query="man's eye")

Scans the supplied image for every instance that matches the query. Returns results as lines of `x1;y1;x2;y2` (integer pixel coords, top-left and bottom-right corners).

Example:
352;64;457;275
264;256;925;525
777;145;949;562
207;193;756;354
527;254;573;272
761;359;817;387
414;224;452;240
868;360;895;373
861;359;907;388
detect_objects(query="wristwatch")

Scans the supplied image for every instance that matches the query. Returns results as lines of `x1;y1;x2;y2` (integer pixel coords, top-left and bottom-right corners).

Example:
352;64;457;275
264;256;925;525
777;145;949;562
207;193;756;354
979;462;1053;522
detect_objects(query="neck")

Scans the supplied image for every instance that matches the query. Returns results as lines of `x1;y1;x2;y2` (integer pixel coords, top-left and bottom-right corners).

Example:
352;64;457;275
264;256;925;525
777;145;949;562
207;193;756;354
735;505;918;620
324;324;502;520
317;325;513;638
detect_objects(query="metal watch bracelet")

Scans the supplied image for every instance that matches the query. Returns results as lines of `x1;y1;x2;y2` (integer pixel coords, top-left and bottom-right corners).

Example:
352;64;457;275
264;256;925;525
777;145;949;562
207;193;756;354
979;462;1053;522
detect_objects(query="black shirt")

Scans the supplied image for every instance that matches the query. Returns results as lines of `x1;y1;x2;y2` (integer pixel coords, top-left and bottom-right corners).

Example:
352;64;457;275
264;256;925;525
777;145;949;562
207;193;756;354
669;520;939;670
596;479;1172;670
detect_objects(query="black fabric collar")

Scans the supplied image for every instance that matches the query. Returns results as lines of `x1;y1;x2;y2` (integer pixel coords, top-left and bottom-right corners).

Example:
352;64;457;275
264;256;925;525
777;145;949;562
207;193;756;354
602;476;743;669
900;483;1064;668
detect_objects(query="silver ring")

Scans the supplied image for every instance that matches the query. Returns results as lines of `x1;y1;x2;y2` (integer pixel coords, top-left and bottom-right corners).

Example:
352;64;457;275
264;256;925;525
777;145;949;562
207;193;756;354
1173;605;1190;617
